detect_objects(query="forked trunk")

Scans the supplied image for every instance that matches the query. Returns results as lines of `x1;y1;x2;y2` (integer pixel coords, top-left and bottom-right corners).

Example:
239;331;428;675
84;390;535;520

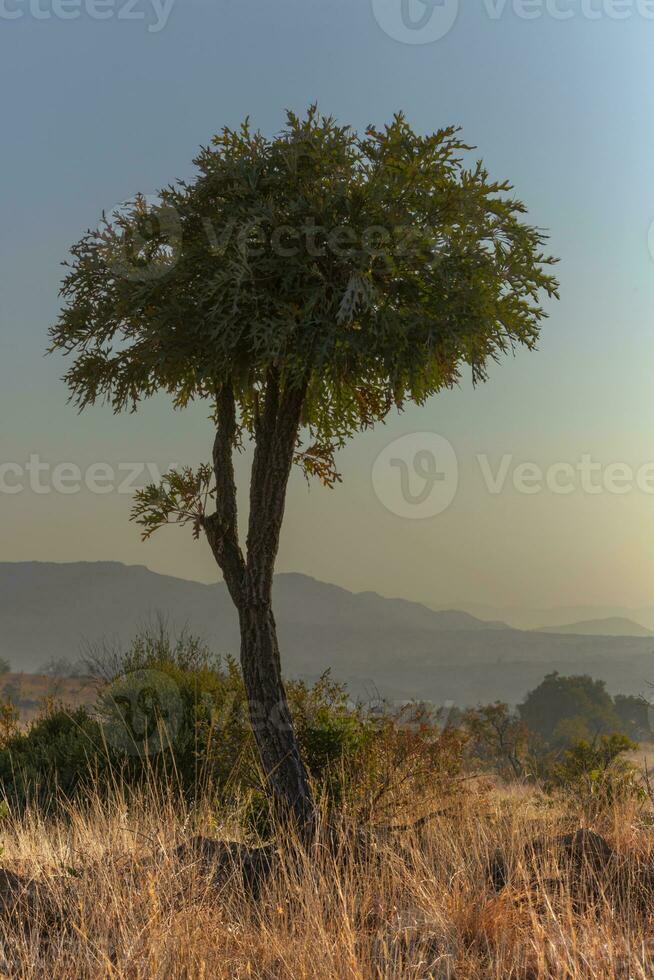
206;375;316;831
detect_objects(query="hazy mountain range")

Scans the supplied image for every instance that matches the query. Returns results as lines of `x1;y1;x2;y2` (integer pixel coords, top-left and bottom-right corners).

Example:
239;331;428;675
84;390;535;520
3;562;654;706
439;600;654;634
536;617;654;638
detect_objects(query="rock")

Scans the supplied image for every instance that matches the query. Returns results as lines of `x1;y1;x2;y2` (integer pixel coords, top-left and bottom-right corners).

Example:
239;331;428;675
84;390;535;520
489;828;615;900
0;869;42;919
175;837;278;897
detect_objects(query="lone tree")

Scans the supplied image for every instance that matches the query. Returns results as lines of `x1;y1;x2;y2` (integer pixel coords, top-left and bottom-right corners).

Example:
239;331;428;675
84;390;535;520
50;108;557;828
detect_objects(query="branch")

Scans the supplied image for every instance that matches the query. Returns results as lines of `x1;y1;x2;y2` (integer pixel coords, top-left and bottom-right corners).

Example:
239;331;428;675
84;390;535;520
131;465;214;540
204;381;246;606
245;370;309;601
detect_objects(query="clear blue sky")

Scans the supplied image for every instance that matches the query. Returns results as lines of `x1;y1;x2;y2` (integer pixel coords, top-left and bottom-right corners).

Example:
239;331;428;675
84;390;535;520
2;1;654;610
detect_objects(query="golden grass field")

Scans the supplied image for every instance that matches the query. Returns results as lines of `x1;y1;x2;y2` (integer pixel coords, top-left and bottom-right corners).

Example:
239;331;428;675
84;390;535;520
0;778;653;978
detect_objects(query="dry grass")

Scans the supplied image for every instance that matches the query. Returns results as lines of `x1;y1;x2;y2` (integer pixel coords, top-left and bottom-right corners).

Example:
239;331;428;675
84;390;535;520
0;782;653;978
0;673;98;725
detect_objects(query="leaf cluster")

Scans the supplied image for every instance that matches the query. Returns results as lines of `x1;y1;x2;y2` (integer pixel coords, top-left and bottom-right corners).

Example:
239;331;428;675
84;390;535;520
50;106;558;464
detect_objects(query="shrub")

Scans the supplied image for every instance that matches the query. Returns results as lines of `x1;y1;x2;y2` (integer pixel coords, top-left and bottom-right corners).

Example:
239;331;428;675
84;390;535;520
546;732;641;814
94;629;254;798
0;628;467;824
0;706;109;812
340;701;468;824
463;702;532;779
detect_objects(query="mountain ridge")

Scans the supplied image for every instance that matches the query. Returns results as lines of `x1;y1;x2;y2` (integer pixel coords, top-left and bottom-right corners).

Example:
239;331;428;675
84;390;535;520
3;562;654;705
536;617;654;638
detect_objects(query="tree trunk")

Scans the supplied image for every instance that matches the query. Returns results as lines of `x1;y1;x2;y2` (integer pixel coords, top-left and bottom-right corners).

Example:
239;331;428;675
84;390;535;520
238;597;314;829
205;374;316;831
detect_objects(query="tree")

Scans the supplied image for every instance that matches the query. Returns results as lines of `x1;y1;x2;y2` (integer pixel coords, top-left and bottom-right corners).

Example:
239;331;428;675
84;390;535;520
519;672;622;747
613;693;650;742
464;701;531;778
40;656;84;679
548;732;639;813
49;108;557;828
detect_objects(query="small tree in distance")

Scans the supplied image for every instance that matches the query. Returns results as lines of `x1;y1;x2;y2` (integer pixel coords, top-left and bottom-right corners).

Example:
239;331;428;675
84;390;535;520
49;107;558;829
519;672;622;747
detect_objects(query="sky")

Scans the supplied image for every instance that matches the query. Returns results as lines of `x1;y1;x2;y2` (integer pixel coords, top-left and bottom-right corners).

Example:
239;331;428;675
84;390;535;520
2;0;654;611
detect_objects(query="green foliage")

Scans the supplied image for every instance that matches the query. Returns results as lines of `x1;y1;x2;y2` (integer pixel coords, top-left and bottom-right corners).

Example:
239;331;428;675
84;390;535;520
613;693;650;742
0;659;11;676
0;706;108;812
130;465;215;540
547;732;641;813
0;629;465;822
50;106;558;482
287;673;372;797
463;701;534;778
519;672;623;747
93;627;256;796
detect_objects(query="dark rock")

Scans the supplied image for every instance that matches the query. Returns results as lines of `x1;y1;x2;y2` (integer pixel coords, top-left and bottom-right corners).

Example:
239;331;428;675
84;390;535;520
175;836;278;897
0;869;42;918
489;828;615;900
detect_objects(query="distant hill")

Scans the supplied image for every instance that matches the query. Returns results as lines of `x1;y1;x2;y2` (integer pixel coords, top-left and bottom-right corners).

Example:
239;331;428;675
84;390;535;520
439;600;654;634
537;617;654;638
3;562;654;706
0;561;505;659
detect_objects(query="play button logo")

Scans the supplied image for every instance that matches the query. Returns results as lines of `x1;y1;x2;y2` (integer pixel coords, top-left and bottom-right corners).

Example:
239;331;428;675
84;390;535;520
372;0;459;43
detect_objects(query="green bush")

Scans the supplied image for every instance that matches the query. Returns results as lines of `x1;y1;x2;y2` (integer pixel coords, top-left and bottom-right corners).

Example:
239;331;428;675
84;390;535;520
546;732;642;814
94;629;254;797
0;706;109;811
0;629;464;823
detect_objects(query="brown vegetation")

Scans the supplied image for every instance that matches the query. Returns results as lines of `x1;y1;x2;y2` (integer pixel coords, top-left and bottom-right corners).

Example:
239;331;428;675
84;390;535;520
0;781;651;977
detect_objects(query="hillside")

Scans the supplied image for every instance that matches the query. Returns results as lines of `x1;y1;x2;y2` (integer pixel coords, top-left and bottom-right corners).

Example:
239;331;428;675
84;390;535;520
537;617;654;637
3;562;654;705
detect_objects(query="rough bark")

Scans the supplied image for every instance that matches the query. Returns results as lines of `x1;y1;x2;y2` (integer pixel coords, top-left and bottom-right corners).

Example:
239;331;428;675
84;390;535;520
204;383;246;607
204;374;315;830
238;598;314;828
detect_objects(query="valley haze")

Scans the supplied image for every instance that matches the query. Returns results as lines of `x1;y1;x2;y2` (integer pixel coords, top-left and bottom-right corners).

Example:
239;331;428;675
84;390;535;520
5;561;654;707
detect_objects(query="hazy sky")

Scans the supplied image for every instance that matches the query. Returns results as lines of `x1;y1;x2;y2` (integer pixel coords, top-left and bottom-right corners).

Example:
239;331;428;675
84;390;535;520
2;1;654;610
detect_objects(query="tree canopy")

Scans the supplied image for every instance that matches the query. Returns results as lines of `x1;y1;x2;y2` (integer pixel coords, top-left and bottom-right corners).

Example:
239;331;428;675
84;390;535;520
50;107;558;482
519;672;623;746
